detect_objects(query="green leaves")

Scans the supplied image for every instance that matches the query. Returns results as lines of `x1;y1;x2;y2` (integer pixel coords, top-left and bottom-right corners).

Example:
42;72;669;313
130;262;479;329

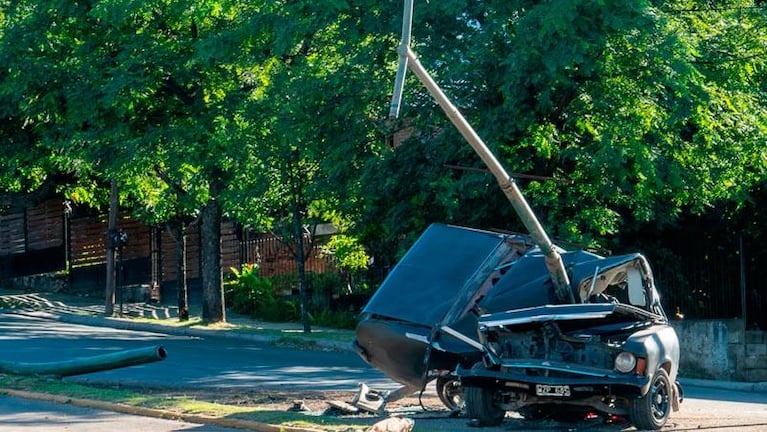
2;0;765;268
355;0;767;252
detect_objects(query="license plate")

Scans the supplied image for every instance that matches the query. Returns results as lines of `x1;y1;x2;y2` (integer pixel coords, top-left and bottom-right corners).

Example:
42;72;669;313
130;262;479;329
535;384;571;397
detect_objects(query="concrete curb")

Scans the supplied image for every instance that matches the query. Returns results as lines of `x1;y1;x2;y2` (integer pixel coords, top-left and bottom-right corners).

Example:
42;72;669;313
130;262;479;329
680;378;767;394
2;389;325;432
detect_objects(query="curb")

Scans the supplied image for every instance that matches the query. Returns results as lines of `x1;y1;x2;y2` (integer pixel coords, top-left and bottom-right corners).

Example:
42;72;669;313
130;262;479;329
680;378;767;394
2;389;325;432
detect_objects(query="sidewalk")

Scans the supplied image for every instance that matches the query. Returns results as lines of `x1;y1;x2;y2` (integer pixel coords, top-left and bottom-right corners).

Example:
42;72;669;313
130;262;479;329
2;287;766;394
0;288;355;352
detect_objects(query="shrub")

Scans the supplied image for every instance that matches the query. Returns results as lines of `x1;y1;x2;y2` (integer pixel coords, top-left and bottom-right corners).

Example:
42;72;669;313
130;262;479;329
310;308;359;330
227;266;368;328
226;264;276;317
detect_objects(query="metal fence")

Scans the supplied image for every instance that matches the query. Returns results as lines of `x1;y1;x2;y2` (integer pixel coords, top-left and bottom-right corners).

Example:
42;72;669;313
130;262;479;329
645;233;766;330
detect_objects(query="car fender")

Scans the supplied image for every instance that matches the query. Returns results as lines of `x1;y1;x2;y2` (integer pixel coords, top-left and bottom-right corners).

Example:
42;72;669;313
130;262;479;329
622;324;680;392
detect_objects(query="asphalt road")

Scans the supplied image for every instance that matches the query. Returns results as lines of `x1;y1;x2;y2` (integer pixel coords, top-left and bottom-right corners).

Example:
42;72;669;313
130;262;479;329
0;395;244;432
0;312;398;392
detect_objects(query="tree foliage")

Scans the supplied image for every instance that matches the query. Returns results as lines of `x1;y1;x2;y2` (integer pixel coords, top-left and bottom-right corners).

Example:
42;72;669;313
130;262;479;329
358;0;767;253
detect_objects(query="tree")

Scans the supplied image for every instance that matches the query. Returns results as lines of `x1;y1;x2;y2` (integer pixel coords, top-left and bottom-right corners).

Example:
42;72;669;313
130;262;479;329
357;0;767;256
0;0;265;321
224;0;392;332
0;2;86;208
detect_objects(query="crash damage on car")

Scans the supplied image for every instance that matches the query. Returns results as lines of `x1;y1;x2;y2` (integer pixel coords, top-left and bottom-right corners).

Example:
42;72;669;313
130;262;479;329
460;254;683;429
354;225;682;429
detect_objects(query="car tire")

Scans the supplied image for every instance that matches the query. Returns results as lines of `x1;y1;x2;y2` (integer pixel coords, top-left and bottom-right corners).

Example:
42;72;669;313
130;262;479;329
464;385;505;426
629;368;672;430
436;375;464;413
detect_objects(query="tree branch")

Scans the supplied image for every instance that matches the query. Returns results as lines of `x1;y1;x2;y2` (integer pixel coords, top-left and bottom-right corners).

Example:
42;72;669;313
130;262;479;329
0;173;75;208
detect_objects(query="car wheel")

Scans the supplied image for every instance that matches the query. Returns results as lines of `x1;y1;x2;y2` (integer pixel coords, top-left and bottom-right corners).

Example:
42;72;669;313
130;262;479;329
464;385;505;426
629;368;672;430
436;375;464;413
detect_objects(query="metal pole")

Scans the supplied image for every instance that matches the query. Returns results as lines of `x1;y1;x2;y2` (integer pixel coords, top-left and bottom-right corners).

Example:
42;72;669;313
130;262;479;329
389;0;414;119
0;345;167;377
402;47;574;303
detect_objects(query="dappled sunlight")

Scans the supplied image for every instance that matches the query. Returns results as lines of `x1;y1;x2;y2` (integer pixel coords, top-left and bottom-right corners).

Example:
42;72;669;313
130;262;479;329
0;403;117;428
0;314;176;342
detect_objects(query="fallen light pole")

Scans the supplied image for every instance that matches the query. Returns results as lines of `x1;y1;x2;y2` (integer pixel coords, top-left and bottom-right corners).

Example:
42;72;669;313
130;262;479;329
0;345;167;378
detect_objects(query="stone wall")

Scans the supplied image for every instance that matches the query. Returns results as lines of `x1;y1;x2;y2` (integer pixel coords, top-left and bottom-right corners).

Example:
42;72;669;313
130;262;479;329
743;330;767;381
671;319;767;382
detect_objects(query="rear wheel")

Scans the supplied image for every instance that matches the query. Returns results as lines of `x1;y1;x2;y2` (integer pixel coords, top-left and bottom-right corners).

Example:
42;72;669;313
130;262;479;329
436;375;464;413
629;368;672;430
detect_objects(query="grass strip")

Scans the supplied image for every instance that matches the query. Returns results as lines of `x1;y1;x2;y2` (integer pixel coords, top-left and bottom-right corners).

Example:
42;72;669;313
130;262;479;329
0;375;368;431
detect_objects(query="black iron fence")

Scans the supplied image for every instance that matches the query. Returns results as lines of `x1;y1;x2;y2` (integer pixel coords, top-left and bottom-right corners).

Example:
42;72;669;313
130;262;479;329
635;230;767;330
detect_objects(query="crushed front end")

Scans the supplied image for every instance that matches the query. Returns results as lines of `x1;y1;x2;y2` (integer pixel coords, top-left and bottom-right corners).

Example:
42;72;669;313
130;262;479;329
458;255;683;430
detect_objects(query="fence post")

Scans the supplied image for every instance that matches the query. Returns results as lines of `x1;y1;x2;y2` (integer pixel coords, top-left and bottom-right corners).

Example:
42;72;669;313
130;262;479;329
740;234;747;327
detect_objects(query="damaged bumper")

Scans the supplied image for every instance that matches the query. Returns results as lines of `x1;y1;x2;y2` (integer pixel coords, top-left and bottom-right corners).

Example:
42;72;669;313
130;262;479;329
457;362;650;398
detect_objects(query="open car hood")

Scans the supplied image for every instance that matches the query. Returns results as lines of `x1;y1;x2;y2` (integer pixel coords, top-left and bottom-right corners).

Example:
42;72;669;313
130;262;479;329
362;224;662;332
479;303;661;329
362;223;530;330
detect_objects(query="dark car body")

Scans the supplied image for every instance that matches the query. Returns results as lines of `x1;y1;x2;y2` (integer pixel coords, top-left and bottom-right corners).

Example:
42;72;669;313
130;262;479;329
354;223;533;388
354;223;682;429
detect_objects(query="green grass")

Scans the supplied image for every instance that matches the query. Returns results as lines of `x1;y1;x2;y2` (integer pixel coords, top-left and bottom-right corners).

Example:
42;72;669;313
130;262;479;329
0;375;369;431
120;316;205;328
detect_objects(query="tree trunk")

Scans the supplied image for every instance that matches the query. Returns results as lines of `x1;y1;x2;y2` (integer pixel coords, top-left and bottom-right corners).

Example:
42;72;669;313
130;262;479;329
201;197;225;323
294;202;311;333
287;148;311;333
104;179;119;316
169;221;189;321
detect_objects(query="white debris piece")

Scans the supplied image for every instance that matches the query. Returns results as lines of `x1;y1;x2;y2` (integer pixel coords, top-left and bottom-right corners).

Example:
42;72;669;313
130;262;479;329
365;417;414;432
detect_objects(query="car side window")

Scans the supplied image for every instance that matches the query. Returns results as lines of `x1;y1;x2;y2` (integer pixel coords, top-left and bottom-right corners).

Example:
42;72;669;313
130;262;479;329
626;267;647;308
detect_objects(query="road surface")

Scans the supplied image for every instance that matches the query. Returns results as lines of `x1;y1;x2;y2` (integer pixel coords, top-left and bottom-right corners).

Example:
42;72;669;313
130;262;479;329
1;312;766;431
0;395;243;432
0;312;396;391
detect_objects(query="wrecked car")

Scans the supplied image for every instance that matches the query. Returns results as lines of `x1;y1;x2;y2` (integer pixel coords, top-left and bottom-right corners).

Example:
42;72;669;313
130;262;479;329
354;225;682;430
354;223;534;411
459;252;682;430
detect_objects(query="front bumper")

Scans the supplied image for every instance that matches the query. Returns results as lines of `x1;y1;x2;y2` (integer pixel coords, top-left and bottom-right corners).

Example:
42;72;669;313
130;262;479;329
457;361;651;399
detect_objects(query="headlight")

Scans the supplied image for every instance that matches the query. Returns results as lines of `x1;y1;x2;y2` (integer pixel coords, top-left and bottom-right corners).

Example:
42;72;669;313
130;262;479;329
614;352;637;373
